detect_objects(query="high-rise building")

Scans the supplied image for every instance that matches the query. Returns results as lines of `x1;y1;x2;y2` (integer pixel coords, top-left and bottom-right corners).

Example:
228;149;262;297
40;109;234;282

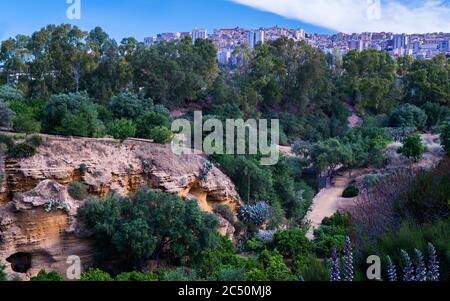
348;40;364;52
393;34;409;49
439;40;450;52
247;30;265;50
192;28;208;44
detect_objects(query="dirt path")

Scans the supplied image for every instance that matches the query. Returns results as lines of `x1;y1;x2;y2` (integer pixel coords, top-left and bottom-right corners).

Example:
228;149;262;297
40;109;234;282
304;173;353;240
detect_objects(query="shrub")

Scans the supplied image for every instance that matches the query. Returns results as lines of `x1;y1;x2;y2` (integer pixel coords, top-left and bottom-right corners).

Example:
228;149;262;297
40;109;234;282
13;115;41;134
107;118;136;140
136;111;170;139
292;255;328;281
8;143;36;159
213;204;234;223
79;163;88;175
109;93;153;120
313;212;349;257
68;182;89;200
342;185;359;198
389;104;427;130
149;126;172;144
397;133;426;162
81;188;219;268
0;85;23;101
158;268;198;281
30;270;64;281
272;228;312;258
258;250;296;281
115;272;157;281
80;269;113;281
0;135;15;151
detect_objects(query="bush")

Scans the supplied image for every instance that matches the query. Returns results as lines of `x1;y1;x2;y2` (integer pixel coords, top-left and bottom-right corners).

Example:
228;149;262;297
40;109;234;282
313;212;349;257
213;204;234;223
389;104;427;130
0;85;23;101
158;268;198;281
81;188;219;268
136;111;170;139
0;135;15;151
257;250;296;281
80;269;113;281
109;93;153;120
397;133;426;162
68;182;89;200
115;272;157;281
107;119;136;140
272;228;312;258
30;270;64;281
8;143;36;159
13;115;41;134
149;126;172;144
292;255;328;281
342;185;359;198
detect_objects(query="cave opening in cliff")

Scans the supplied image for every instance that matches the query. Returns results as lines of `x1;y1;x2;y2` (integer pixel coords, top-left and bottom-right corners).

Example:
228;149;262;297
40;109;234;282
6;252;32;273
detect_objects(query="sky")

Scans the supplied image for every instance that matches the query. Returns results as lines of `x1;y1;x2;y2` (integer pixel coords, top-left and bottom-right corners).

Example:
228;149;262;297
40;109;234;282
0;0;449;42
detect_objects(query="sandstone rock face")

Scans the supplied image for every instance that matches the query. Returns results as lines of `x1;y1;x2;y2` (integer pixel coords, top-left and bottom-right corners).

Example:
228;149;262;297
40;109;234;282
0;135;241;280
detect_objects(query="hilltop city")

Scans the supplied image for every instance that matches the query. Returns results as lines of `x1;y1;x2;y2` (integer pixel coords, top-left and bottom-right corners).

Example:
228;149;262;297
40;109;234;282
144;27;450;65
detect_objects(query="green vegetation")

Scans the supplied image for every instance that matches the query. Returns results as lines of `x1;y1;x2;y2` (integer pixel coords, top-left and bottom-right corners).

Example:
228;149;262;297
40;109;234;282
342;185;359;198
389;104;427;130
397;133;426;162
0;265;6;281
30;270;64;281
81;188;219;268
8;142;36;159
107;118;136;141
80;269;114;281
442;122;450;155
68;182;89;200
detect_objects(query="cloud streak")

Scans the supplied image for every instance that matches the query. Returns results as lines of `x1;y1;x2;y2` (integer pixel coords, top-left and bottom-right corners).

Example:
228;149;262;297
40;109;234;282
230;0;450;33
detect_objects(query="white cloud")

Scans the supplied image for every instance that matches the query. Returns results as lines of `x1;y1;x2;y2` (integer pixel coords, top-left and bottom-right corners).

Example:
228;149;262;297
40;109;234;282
230;0;450;33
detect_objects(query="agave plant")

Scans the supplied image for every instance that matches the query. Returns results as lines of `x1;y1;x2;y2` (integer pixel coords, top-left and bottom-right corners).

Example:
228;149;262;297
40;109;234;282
342;236;354;281
427;243;440;281
237;202;270;226
329;248;341;282
400;250;415;281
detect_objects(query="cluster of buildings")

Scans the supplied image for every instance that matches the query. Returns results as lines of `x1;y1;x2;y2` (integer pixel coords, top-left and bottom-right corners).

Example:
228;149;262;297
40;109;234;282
144;27;450;66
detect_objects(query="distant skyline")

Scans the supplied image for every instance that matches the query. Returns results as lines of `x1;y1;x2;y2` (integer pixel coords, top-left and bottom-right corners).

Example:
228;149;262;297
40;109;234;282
0;0;331;42
1;0;449;43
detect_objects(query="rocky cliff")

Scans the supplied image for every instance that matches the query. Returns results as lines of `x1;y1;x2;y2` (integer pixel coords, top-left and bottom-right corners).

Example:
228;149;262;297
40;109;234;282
0;135;241;280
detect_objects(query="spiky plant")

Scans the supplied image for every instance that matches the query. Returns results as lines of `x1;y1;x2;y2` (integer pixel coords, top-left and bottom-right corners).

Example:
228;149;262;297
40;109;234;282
237;202;270;226
427;243;440;281
342;236;353;281
414;249;427;281
386;256;398;282
329;248;340;282
400;250;415;281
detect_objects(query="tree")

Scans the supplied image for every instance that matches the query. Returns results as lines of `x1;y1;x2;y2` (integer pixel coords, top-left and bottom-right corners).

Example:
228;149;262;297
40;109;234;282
136;111;170;139
310;138;353;177
389;104;427;130
107;119;136;141
397;133;426;162
441;123;450;155
13;115;41;135
343;49;397;115
273;228;312;258
109;93;153;120
81;188;219;268
0;85;23;101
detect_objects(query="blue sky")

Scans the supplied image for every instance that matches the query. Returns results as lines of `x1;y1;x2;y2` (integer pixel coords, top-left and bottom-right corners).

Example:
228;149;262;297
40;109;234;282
0;0;331;41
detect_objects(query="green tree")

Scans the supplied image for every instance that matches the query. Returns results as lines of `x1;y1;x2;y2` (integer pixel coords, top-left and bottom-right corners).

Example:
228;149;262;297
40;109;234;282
389;104;427;130
398;133;426;162
81;188;219;268
107;119;136;141
0;85;23;101
136;111;170;139
109;93;153;120
310;138;353;177
273;228;312;258
30;270;64;281
13;115;41;135
0;102;16;128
